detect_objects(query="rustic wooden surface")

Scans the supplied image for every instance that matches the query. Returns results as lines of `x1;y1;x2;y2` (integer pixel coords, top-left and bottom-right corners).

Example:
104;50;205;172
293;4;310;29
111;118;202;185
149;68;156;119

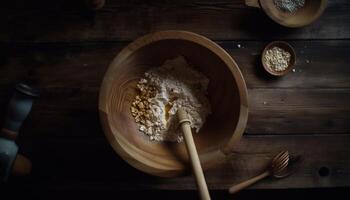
1;0;349;199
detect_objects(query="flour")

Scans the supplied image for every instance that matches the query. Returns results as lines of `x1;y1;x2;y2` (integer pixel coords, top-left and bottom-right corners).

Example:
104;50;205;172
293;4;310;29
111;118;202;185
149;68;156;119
130;56;211;142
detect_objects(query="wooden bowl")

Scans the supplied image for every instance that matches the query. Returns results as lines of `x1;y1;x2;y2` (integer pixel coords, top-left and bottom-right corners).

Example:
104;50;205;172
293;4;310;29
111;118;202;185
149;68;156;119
259;0;328;28
262;41;296;76
99;31;248;177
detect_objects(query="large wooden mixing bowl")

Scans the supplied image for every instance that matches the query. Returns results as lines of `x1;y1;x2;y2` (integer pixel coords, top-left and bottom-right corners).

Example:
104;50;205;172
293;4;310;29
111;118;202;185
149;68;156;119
99;31;248;177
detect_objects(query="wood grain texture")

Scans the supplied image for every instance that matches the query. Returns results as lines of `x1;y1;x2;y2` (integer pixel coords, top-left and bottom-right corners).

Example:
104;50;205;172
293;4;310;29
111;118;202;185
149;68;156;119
1;40;349;90
1;0;349;191
178;108;211;199
1;88;347;138
0;0;349;42
247;89;350;134
0;41;348;138
11;135;350;189
3;188;345;200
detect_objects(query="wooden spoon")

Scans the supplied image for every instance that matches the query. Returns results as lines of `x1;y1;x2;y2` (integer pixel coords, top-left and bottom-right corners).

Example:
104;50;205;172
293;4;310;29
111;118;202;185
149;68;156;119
177;108;211;200
228;151;290;194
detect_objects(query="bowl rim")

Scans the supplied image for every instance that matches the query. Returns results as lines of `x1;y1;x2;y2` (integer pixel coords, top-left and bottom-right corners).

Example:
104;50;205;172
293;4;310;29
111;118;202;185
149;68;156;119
98;30;249;177
259;0;328;28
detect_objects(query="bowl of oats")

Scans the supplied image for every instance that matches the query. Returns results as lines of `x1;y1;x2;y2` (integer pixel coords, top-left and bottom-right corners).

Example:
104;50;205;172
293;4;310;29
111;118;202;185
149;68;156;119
99;31;248;177
246;0;327;28
262;41;296;76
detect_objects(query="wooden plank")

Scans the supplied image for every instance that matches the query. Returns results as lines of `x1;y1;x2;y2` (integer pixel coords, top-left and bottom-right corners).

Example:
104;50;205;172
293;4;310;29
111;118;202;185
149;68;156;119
0;43;121;89
10;135;350;189
247;88;350;134
0;0;345;11
0;0;350;42
2;187;347;200
7;88;348;138
224;40;350;89
1;0;348;195
0;41;349;137
1;40;349;90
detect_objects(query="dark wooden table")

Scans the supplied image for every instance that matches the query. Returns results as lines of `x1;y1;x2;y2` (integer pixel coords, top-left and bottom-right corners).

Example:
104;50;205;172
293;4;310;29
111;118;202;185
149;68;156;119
1;0;349;199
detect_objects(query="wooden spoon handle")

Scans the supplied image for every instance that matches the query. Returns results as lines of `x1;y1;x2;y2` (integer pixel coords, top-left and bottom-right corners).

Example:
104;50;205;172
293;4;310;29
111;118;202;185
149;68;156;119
228;171;270;194
178;109;211;200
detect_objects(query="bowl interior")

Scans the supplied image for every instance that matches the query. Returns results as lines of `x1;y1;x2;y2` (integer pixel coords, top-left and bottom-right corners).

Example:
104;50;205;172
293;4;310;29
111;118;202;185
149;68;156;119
104;38;242;173
262;41;296;76
260;0;327;27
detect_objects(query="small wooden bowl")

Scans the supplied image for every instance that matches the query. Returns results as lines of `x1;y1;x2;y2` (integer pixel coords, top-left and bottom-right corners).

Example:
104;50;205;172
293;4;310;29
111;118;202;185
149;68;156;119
262;41;296;76
246;0;327;27
99;31;249;177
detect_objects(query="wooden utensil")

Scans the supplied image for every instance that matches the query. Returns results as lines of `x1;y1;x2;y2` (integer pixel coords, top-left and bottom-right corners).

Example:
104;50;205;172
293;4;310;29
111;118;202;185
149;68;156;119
245;0;327;28
177;108;210;200
99;31;249;177
261;41;296;76
228;151;290;194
